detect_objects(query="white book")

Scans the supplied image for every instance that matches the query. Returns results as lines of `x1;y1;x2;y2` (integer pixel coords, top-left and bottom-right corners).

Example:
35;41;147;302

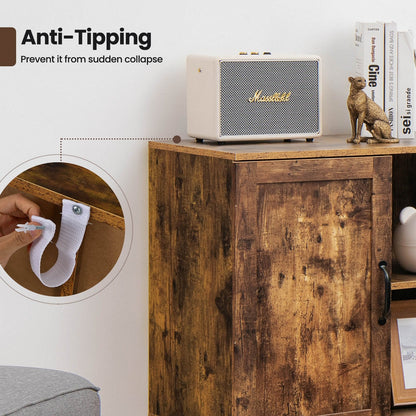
384;22;398;137
355;22;385;136
397;30;416;139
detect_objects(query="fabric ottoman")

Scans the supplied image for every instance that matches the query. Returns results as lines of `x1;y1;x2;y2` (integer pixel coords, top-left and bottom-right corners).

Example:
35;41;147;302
0;366;100;416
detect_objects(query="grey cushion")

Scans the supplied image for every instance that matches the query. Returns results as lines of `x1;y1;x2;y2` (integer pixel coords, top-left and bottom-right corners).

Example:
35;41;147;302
0;366;100;416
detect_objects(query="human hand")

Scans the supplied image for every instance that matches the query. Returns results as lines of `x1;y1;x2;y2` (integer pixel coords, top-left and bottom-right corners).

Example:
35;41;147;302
0;194;42;267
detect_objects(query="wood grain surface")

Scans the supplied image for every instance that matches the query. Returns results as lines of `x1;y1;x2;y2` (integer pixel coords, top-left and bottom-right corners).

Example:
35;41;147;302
149;135;416;161
8;163;124;229
234;156;391;415
149;149;235;415
17;163;123;216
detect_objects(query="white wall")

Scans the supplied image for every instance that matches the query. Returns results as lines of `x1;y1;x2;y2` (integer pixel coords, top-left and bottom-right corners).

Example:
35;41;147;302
0;0;415;414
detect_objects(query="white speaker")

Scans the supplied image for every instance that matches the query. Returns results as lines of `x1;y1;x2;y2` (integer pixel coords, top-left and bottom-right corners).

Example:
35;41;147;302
186;54;322;142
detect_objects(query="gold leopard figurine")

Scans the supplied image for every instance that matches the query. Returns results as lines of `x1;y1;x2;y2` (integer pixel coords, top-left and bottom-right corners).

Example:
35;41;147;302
347;76;399;144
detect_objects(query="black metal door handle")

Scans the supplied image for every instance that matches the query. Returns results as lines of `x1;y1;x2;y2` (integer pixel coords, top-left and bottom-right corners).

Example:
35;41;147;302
378;261;391;326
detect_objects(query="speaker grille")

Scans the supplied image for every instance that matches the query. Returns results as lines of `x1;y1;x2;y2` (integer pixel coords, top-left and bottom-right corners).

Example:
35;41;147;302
219;60;320;137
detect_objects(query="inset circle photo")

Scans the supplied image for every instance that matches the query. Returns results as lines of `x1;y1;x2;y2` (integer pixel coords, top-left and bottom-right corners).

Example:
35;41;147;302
0;162;125;298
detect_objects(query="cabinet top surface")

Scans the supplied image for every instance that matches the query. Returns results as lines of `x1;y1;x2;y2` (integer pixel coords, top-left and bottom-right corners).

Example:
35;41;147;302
149;135;416;161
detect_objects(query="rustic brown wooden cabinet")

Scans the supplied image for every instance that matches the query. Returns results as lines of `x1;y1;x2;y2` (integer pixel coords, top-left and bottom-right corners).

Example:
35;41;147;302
149;137;416;416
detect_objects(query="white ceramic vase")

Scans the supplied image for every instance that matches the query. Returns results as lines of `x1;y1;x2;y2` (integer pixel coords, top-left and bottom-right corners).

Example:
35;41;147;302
394;206;416;273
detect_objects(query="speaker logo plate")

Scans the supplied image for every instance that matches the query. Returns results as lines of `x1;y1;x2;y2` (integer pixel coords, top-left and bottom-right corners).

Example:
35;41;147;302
247;90;292;103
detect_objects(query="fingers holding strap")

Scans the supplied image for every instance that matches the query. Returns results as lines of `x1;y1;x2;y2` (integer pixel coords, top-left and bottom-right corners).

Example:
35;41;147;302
29;199;90;288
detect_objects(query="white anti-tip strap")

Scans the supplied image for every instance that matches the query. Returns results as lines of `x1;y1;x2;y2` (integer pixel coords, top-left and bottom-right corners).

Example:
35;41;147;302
29;199;90;288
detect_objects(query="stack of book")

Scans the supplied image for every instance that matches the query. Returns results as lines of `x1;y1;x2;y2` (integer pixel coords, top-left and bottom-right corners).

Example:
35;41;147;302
354;21;416;139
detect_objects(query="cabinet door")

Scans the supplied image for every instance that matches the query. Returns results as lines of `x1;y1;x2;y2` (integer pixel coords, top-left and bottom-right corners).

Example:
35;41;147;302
234;157;391;416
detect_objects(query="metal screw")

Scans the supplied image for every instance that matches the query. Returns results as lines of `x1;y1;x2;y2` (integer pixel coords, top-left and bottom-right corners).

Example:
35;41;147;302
72;205;82;215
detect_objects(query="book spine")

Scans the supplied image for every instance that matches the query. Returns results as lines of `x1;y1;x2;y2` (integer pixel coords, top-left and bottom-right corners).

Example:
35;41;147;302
355;22;385;136
384;22;398;138
397;31;415;139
